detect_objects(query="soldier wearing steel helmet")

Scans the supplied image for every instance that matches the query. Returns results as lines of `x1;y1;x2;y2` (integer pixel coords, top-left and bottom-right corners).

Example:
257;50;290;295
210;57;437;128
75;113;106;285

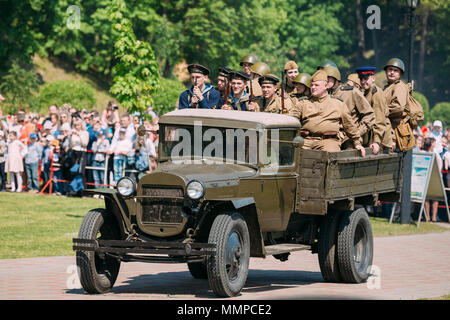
247;61;270;98
324;65;375;149
240;54;260;75
383;58;409;132
317;59;338;70
291;73;311;102
295;70;365;155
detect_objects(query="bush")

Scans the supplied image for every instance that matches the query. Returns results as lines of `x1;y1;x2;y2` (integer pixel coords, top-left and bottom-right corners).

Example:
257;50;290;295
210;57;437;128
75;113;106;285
413;91;430;124
152;77;186;116
37;80;96;113
430;102;450;128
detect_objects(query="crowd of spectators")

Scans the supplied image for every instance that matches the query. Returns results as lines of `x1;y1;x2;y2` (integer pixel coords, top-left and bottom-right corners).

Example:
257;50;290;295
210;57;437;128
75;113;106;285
0;101;159;196
413;120;450;222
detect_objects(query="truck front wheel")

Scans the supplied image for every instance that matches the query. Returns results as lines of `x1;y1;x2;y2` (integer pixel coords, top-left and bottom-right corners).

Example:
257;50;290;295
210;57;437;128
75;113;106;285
76;209;121;294
337;208;373;283
206;212;250;297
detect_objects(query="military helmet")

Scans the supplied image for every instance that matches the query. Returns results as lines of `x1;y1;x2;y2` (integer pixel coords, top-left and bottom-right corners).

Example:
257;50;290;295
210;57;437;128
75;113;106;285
249;62;270;76
383;58;405;73
292;73;312;88
323;65;341;81
240;54;260;66
317;59;338;70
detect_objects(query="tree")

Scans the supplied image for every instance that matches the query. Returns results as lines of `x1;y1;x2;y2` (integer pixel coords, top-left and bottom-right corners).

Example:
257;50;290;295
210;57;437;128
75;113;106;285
430;102;450;127
0;61;41;114
108;0;160;119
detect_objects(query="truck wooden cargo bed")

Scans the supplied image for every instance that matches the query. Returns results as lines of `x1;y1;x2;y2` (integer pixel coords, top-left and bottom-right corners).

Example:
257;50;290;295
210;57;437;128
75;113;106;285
296;148;403;215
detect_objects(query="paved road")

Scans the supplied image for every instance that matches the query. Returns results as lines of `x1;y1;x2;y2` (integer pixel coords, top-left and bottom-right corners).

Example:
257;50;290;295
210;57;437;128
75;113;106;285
1;230;450;300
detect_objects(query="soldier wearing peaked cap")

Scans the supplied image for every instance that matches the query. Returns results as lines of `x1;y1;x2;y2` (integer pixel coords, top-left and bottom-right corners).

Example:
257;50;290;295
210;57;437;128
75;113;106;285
221;71;254;111
356;66;393;154
295;70;365;155
178;64;221;110
250;74;296;115
240;54;260;75
216;67;232;107
324;65;375;149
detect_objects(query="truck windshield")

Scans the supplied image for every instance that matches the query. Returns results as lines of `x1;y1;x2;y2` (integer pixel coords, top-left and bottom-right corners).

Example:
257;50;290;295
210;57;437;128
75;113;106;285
159;124;296;167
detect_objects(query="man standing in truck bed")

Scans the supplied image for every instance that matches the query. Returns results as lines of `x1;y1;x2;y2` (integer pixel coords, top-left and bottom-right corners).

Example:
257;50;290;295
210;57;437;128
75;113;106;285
294;70;365;156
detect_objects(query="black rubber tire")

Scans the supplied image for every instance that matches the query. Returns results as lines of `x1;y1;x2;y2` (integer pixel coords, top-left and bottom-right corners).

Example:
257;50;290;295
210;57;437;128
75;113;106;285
318;211;342;282
206;212;250;297
187;260;208;279
76;209;121;294
337;208;373;283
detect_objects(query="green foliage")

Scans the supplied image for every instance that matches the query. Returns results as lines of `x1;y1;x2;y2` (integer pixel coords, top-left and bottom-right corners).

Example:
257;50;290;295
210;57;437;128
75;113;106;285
0;61;41;114
413;91;430;124
430;102;450;127
108;0;160;119
37;80;96;113
152;78;186;115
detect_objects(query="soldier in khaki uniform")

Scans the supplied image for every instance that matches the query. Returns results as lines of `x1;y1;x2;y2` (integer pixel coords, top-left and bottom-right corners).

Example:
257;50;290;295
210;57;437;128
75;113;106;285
240;54;260;75
347;73;361;90
295;70;365;155
221;71;252;111
324;65;375;148
290;73;311;103
248;74;297;116
247;62;270;98
283;61;299;95
356;66;393;154
383;58;409;132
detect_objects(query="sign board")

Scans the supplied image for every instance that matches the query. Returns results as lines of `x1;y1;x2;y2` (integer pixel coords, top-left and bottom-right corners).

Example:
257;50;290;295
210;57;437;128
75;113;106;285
390;151;450;227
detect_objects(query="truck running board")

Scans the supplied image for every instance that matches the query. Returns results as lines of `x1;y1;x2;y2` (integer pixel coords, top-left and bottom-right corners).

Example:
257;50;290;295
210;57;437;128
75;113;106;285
264;243;311;256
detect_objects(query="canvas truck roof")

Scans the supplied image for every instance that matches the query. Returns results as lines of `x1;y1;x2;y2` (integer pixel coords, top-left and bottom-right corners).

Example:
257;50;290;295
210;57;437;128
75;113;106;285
159;109;300;130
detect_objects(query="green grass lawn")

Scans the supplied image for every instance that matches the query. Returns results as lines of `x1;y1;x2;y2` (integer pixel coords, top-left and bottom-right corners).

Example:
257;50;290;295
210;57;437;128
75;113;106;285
0;193;103;259
0;193;448;259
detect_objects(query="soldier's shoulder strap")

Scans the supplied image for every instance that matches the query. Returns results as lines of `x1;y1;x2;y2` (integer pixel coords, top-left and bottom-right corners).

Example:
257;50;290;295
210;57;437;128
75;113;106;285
340;85;354;91
330;95;344;102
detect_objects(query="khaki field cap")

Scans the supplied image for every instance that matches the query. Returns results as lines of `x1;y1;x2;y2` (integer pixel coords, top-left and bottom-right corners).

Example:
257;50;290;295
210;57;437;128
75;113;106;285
347;73;361;86
323;65;341;81
284;60;298;71
311;70;328;82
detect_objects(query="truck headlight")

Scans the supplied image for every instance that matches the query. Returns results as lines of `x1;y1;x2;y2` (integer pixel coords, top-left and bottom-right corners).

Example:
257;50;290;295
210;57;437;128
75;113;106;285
186;180;205;200
117;177;136;197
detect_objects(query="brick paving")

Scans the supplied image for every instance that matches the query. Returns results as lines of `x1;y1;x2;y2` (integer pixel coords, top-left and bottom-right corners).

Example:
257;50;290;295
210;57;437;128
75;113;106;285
0;231;449;300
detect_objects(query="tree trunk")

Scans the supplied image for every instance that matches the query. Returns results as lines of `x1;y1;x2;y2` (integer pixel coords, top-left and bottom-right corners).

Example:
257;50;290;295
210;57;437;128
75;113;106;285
355;0;365;62
418;8;429;93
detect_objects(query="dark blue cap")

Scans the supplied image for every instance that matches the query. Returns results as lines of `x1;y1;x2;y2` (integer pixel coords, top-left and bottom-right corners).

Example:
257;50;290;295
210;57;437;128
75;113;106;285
355;66;376;75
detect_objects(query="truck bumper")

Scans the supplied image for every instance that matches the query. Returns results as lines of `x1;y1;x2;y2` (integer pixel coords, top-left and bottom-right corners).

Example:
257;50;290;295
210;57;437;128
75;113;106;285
73;238;216;263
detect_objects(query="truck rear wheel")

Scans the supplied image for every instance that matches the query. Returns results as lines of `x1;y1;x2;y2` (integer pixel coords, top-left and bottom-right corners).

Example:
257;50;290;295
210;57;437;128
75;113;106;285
337;208;373;283
206;212;250;297
76;209;121;294
318;211;342;282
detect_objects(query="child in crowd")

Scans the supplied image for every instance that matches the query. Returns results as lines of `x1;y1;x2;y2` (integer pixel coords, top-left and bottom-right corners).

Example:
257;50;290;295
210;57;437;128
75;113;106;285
5;131;27;192
110;128;132;184
24;132;42;193
91;131;110;188
0;131;6;191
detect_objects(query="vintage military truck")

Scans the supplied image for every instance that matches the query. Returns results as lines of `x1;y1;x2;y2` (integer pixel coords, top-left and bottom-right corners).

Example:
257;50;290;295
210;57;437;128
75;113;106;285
73;109;403;297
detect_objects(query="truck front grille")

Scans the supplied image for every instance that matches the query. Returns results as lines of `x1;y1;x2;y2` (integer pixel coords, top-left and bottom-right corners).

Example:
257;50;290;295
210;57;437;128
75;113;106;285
141;187;184;224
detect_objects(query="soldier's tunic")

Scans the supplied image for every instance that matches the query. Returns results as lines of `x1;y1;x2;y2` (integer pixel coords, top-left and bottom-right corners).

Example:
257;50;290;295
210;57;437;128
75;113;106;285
247;78;263;98
257;95;298;117
331;85;375;147
296;95;362;151
364;84;392;149
383;80;408;130
223;91;251;111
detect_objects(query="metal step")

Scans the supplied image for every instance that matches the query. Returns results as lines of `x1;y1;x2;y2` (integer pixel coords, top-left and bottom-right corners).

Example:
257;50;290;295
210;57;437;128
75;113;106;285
264;243;311;256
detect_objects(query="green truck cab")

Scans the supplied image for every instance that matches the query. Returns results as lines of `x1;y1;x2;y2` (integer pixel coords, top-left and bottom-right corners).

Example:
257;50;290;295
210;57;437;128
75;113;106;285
73;109;403;297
